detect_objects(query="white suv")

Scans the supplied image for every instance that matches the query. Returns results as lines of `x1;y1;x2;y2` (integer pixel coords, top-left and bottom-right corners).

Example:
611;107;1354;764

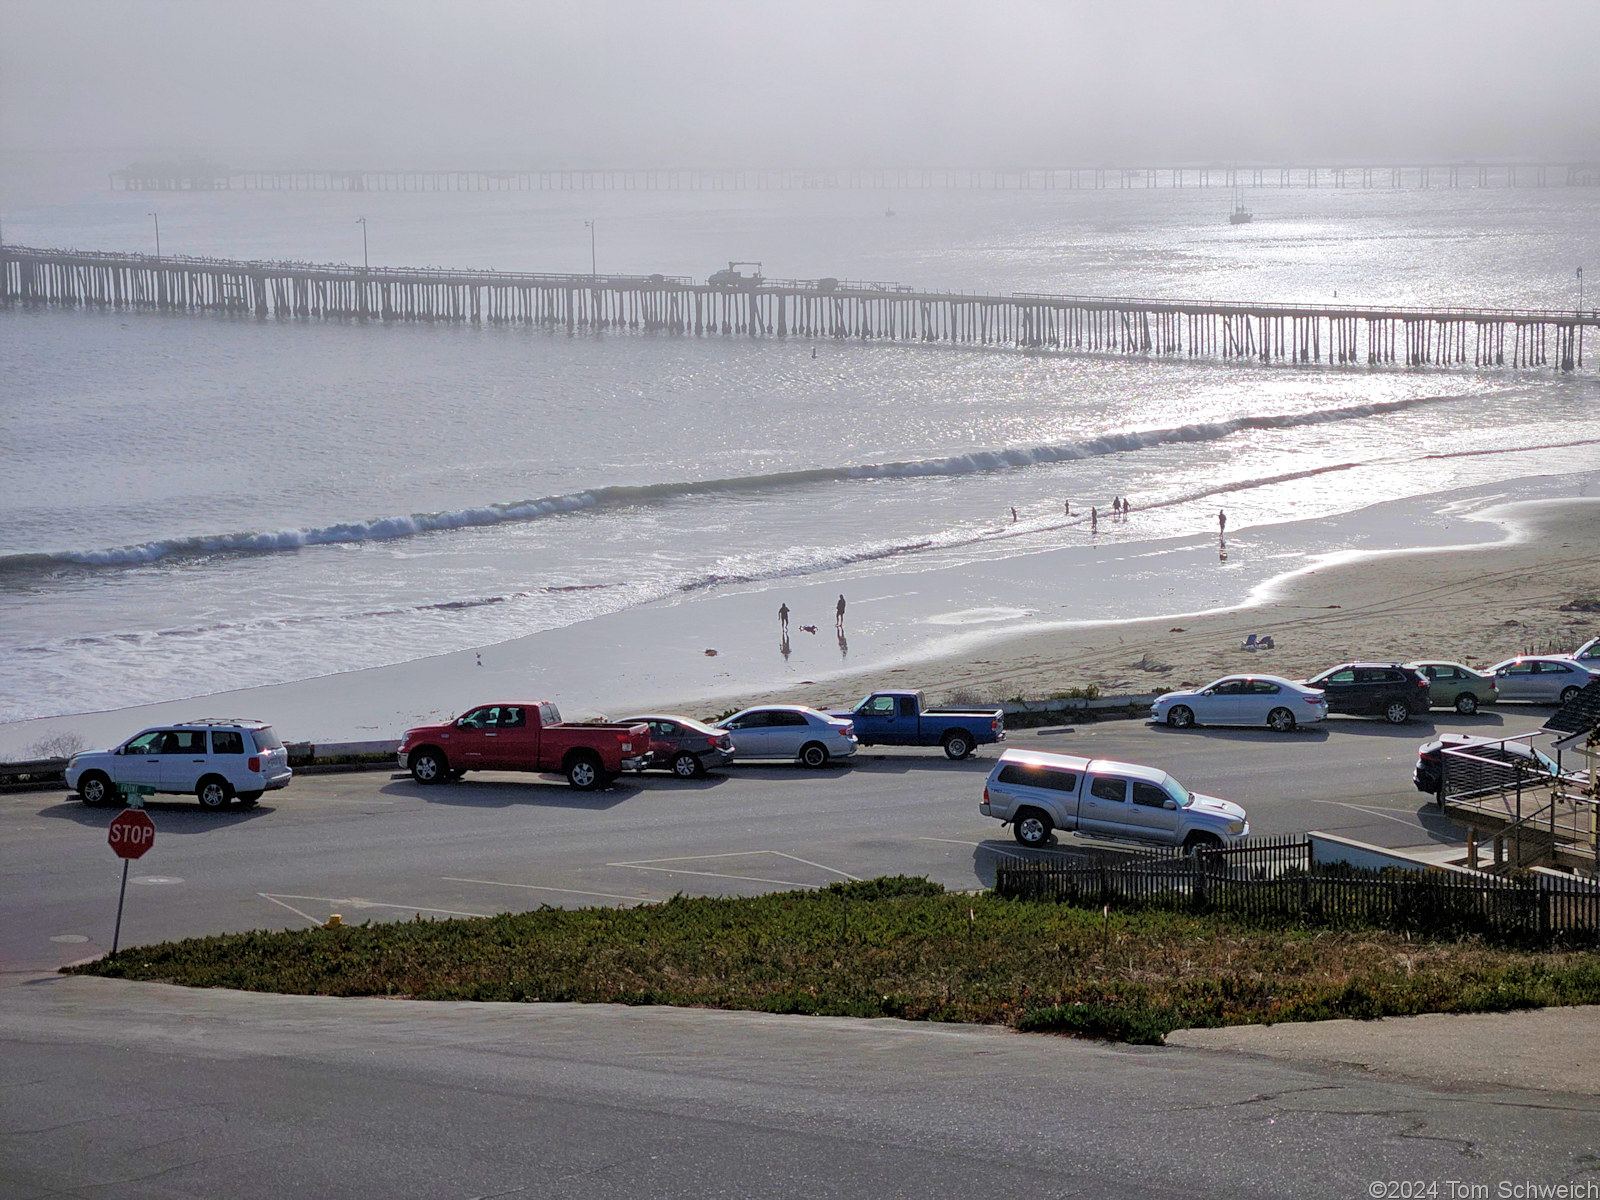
66;719;292;810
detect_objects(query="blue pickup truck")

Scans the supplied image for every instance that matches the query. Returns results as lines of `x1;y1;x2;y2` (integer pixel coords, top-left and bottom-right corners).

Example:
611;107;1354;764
829;691;1005;760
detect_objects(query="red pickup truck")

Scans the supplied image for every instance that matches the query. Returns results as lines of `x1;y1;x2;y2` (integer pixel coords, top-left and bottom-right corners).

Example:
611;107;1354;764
398;702;650;790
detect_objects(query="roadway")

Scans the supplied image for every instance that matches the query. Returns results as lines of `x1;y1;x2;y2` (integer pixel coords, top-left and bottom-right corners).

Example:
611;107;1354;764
7;706;1596;1199
0;709;1524;975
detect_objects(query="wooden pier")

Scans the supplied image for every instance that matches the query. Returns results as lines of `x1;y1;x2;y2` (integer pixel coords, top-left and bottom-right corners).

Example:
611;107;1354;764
3;244;1595;372
110;161;1600;193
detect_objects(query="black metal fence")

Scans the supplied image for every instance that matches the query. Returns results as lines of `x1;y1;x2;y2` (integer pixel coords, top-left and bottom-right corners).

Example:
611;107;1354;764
992;836;1600;945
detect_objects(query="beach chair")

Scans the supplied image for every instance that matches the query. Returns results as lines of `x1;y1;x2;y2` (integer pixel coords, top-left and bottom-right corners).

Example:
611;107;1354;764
1241;634;1259;651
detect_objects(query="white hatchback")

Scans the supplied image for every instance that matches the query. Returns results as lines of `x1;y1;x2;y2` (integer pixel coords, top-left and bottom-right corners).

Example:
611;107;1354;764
66;719;292;810
715;705;857;768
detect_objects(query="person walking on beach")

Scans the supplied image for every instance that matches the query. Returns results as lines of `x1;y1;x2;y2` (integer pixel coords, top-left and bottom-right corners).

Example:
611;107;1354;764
1090;505;1098;533
778;602;790;634
1010;506;1018;523
1063;499;1070;515
1218;509;1227;535
835;593;847;632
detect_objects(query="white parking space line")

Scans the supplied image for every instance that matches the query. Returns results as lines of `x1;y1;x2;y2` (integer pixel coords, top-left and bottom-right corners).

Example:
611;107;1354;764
764;852;861;882
612;865;817;888
258;893;323;926
262;892;490;919
442;877;655;905
606;849;860;888
1308;799;1431;829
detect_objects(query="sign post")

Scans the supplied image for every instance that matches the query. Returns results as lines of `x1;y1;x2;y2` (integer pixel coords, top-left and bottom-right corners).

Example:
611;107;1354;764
107;808;156;955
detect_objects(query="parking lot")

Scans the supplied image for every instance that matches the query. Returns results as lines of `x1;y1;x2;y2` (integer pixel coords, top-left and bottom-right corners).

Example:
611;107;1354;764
0;708;1543;973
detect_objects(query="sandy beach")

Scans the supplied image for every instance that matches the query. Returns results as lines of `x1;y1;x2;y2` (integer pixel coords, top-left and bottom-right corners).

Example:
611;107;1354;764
2;480;1595;758
701;494;1600;717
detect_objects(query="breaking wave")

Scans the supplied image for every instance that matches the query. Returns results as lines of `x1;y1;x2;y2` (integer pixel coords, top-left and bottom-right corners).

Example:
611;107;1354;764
0;393;1464;577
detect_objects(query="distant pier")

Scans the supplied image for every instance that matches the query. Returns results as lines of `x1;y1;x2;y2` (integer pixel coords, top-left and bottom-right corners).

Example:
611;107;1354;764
3;244;1593;372
109;161;1600;193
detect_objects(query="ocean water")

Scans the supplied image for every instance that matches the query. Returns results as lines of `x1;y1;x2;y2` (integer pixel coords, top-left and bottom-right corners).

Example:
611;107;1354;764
3;155;1599;723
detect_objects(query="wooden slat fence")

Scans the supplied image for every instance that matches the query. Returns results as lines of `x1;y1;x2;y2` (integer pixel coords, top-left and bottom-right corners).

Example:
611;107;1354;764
993;835;1600;945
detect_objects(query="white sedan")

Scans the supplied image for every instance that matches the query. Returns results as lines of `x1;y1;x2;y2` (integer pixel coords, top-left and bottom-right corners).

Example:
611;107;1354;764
1151;675;1328;733
715;705;858;767
1563;637;1600;670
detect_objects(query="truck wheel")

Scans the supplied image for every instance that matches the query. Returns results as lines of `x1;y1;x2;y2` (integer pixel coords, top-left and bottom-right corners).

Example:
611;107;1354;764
1167;705;1194;729
1454;693;1478;715
942;731;973;760
410;748;447;785
78;772;114;806
1183;832;1223;854
1384;700;1411;725
671;752;702;778
566;754;602;790
197;776;234;810
1266;707;1296;733
1012;808;1052;848
799;742;829;769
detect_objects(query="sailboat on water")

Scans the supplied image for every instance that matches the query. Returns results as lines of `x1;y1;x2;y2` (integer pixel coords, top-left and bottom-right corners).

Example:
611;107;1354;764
1228;185;1253;225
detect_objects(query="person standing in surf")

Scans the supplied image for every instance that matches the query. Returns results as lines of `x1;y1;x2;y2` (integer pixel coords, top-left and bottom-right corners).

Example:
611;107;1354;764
779;602;790;635
835;594;847;632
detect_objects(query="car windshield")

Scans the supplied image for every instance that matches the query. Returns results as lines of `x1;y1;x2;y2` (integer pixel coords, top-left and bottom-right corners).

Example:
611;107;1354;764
1164;776;1193;807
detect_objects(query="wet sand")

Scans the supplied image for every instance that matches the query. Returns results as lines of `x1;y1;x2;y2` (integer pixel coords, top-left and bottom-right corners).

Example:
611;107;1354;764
1;493;1594;755
681;496;1600;716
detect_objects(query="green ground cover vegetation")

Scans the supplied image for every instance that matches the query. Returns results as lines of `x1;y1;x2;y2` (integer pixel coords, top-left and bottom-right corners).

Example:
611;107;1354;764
73;877;1600;1044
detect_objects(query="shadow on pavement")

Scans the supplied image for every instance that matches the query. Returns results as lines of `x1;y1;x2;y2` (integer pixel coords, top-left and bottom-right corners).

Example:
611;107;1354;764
381;775;640;810
36;797;275;833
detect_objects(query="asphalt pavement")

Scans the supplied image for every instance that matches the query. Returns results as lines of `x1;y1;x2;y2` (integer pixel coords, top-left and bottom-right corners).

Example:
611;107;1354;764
3;704;1591;1199
0;708;1535;975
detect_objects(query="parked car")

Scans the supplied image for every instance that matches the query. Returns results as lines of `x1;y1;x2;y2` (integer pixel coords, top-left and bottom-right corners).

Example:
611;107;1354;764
1303;662;1431;724
1561;637;1600;669
827;690;1004;759
1405;661;1497;715
1412;732;1570;796
66;719;291;810
715;705;857;767
1485;656;1598;706
980;748;1249;850
1150;674;1328;732
398;702;649;790
615;714;736;777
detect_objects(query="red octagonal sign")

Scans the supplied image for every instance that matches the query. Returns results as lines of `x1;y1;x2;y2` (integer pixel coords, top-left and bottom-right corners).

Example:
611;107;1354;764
108;809;156;860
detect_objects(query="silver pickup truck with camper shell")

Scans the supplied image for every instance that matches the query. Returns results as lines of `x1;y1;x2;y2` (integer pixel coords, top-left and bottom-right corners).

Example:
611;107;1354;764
980;748;1248;850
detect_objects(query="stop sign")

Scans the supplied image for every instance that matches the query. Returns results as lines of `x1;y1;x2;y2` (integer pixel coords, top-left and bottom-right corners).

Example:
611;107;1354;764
107;809;156;860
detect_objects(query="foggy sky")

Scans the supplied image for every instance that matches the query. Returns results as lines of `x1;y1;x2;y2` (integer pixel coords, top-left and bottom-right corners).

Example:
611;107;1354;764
4;0;1598;166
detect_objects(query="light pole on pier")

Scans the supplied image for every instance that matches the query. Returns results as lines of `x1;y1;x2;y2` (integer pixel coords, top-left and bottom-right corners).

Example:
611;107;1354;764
356;217;369;270
147;212;161;258
584;220;597;278
1579;266;1585;314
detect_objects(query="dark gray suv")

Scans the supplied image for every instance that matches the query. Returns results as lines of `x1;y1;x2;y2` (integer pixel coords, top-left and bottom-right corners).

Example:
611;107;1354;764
1304;663;1432;724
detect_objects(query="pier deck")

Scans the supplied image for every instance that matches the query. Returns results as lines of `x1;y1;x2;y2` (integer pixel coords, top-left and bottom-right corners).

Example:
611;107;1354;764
4;244;1595;372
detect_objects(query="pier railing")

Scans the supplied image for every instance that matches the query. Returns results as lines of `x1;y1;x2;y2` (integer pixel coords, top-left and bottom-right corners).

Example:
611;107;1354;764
3;243;1594;372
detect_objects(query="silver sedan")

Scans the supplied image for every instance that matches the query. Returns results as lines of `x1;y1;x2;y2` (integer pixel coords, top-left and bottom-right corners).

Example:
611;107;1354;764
1487;656;1598;705
1151;675;1329;733
715;705;858;767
